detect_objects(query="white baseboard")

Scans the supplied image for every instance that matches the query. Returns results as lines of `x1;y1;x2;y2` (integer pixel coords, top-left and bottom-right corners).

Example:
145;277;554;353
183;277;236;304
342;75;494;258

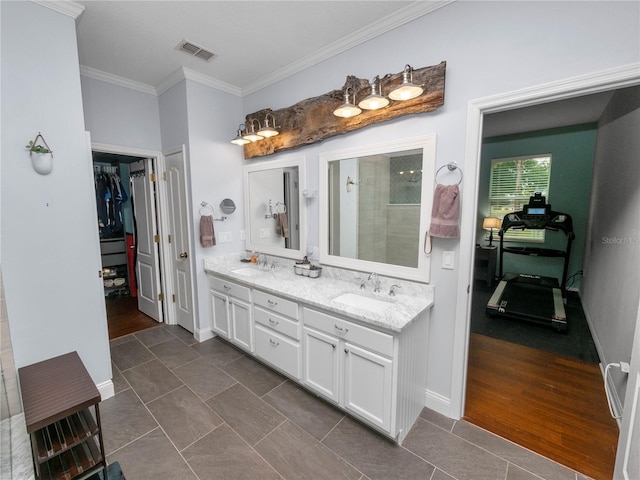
425;388;457;419
194;327;214;342
97;379;115;401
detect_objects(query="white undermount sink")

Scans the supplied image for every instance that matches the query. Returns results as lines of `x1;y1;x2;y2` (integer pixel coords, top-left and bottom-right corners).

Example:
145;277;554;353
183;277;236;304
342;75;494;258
332;292;393;313
230;267;263;277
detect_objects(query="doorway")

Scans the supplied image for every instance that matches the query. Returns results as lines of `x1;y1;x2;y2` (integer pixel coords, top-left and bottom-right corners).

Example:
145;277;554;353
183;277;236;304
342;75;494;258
93;148;164;339
454;66;640;479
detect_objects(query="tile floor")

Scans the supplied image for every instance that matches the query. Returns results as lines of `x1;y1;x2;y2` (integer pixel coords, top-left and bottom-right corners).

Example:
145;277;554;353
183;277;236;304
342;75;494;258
103;324;590;480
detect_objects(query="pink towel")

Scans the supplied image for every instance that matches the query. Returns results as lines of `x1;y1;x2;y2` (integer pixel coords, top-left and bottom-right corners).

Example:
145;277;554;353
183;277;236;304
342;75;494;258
276;213;289;238
429;184;460;238
200;215;216;247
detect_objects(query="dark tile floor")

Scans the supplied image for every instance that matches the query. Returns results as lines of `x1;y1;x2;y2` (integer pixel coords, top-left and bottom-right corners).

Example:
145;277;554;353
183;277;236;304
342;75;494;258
103;324;589;480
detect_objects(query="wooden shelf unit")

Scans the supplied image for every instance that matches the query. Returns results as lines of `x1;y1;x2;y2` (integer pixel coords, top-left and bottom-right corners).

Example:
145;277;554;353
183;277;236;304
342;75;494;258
18;351;107;480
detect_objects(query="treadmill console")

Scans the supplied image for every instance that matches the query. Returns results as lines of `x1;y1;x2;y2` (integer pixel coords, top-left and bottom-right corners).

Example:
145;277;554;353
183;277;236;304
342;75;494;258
501;193;573;235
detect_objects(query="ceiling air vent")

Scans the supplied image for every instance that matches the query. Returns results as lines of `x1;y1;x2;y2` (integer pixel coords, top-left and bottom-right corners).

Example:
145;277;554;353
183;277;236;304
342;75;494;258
176;40;216;62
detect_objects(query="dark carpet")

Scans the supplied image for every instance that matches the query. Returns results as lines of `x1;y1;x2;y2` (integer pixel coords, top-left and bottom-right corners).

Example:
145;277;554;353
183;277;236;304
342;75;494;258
471;280;600;363
88;462;125;480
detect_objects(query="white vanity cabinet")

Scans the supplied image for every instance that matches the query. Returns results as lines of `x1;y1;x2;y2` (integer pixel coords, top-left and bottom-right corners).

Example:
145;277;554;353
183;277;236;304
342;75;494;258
253;290;302;380
303;308;394;433
209;277;253;353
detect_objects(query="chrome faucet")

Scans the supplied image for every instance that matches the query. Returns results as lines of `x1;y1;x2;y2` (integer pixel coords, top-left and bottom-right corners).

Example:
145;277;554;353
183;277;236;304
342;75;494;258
368;272;380;293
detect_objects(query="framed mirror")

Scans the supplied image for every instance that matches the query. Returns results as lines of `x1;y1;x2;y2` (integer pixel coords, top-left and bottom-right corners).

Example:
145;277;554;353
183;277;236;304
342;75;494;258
243;157;306;259
319;135;436;282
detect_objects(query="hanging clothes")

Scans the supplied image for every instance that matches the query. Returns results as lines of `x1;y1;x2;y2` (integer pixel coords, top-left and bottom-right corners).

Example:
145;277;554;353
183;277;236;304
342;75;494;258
95;169;129;238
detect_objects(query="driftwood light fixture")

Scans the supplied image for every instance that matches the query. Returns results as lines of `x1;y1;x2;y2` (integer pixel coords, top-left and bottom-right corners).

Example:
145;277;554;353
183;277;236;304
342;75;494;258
236;61;446;159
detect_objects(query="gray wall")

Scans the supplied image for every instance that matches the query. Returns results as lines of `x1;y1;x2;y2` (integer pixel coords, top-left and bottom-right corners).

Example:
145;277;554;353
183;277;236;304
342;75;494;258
1;2;111;386
582;86;640;408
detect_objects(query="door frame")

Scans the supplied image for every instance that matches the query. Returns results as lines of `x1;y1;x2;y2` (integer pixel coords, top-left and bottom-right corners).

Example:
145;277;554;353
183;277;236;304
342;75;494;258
91;142;176;326
450;63;640;421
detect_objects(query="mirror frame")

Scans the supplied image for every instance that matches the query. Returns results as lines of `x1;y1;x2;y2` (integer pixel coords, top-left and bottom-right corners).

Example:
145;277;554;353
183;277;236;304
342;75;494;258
243;156;307;260
319;135;436;283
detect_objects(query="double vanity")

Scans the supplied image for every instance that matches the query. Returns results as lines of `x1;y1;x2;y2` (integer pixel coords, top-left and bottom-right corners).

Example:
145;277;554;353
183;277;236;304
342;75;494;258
204;255;433;445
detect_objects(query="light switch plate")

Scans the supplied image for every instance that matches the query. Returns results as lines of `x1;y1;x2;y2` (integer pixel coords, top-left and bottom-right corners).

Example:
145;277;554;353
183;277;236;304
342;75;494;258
442;251;455;270
240;230;246;240
218;232;232;243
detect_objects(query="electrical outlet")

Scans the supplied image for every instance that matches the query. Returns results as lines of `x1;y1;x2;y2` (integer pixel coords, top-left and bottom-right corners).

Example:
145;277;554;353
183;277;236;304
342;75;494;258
259;228;270;238
240;230;246;240
218;232;231;243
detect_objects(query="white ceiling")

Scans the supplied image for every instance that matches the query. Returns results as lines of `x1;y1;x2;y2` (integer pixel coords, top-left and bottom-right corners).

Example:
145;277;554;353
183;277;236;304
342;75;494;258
69;0;615;136
74;1;449;96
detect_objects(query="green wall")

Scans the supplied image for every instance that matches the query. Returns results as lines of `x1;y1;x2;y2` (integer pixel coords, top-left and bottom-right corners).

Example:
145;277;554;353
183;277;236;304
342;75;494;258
477;124;597;289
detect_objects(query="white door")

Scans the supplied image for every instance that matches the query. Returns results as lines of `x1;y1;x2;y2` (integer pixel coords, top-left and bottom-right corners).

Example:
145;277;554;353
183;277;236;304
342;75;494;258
302;327;340;402
210;290;230;338
165;150;194;332
230;298;253;352
130;159;162;322
614;296;640;479
343;342;392;432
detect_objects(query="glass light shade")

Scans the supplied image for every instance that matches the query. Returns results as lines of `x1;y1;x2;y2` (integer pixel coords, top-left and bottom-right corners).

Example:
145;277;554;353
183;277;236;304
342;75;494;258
388;65;423;101
242;119;264;142
358;76;389;110
231;125;251;145
257;114;279;138
333;88;361;118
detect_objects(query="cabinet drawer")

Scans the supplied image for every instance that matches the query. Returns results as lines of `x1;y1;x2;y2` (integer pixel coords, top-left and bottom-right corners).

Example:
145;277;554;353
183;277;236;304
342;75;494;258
100;239;126;254
209;276;251;302
303;307;393;357
254;306;300;340
254;324;300;379
101;253;127;267
253;290;298;319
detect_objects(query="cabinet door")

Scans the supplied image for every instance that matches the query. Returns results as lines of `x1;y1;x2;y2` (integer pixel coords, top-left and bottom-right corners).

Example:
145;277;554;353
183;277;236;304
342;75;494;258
210;290;230;338
229;297;253;352
343;342;393;433
302;327;340;403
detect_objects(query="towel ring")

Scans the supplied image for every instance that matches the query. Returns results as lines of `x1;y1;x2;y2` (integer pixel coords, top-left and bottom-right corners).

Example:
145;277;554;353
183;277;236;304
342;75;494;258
435;162;463;185
199;201;215;216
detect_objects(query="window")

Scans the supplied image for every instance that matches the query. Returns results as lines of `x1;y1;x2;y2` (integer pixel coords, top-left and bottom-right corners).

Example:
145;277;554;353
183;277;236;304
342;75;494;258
489;155;552;242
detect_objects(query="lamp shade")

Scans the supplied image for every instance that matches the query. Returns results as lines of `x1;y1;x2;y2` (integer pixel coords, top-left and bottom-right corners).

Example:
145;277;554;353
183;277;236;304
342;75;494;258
333;87;361;118
483;217;502;230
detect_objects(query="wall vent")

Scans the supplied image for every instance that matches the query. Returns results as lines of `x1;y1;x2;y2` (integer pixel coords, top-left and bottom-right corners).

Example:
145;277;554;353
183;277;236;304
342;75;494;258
176;40;216;62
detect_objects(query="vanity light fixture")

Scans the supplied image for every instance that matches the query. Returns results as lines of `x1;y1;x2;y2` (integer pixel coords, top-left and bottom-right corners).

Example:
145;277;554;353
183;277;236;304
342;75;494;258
388;64;423;101
230;124;251;145
358;76;389;110
257;113;279;138
242;118;264;142
333;87;362;118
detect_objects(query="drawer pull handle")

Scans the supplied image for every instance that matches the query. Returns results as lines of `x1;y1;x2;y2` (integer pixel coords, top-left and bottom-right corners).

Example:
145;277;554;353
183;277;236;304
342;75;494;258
269;338;280;346
334;324;349;333
268;318;279;325
223;285;231;290
344;348;349;354
267;299;278;306
331;343;336;349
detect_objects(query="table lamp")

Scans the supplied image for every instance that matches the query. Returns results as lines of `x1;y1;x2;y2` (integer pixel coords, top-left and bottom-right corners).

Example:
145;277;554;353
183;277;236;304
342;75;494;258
482;217;502;246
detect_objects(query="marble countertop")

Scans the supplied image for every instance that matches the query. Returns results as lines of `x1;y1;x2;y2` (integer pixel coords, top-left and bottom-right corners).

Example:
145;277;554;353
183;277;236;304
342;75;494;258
203;254;434;332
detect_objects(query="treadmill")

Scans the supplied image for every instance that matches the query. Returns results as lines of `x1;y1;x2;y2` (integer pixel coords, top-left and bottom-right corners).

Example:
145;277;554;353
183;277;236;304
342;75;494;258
486;193;574;332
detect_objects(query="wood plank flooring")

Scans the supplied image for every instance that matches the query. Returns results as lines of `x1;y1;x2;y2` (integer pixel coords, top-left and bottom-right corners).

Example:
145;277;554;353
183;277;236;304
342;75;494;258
105;297;159;340
465;333;619;480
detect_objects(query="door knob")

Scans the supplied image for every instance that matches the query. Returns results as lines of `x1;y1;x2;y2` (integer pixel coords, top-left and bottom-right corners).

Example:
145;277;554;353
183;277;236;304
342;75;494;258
179;252;188;259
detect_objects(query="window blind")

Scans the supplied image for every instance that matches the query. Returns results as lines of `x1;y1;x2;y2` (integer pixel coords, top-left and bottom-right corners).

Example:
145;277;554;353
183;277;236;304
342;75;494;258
489;155;552;241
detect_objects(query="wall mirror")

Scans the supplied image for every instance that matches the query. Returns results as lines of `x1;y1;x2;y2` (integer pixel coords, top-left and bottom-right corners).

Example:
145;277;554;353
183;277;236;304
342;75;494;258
319;135;436;282
243;156;306;259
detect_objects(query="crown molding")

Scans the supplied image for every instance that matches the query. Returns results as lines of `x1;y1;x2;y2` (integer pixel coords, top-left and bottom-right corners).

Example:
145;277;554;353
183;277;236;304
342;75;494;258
241;0;454;96
32;0;85;20
80;66;157;96
155;67;242;97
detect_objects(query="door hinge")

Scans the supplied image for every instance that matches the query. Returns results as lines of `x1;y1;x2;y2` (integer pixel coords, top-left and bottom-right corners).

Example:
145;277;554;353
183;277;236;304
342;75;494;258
154;234;160;243
150;172;157;182
158;293;164;302
168;234;172;243
163;171;168;181
172;294;176;303
98;270;103;278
